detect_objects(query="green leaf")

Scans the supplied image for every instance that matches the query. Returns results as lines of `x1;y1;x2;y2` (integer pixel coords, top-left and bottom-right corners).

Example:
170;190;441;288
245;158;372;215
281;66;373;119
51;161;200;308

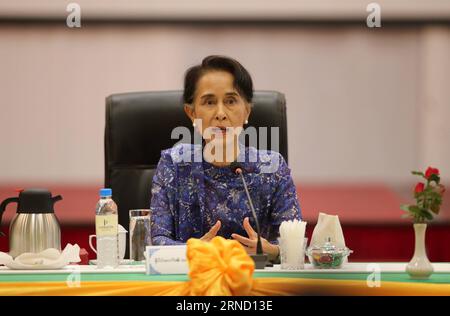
412;212;423;223
429;174;440;184
428;191;441;199
412;171;425;177
400;204;411;212
409;205;421;213
414;191;425;199
435;197;443;206
420;209;434;221
416;196;425;203
423;185;434;192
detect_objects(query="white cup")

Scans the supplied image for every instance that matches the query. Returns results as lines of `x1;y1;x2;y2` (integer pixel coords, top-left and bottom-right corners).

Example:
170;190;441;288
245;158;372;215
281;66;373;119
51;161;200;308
89;224;127;261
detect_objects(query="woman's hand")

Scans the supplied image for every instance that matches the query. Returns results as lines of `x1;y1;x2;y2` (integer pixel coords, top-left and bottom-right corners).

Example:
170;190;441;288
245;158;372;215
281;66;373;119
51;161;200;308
231;217;279;261
200;220;221;242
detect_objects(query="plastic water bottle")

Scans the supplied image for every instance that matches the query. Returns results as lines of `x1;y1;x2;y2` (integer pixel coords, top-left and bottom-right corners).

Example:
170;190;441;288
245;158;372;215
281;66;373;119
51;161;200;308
95;188;119;268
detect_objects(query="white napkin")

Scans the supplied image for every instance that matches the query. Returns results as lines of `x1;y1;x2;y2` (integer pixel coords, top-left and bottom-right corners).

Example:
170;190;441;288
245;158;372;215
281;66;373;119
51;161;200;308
310;212;346;248
0;244;81;270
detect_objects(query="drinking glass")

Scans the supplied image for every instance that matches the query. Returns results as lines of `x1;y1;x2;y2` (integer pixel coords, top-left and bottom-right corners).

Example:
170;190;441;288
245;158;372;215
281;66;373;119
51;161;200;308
129;209;152;262
278;237;308;270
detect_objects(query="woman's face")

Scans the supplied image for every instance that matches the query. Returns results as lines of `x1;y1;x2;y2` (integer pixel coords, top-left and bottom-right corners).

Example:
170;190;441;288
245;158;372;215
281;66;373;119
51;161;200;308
184;70;251;144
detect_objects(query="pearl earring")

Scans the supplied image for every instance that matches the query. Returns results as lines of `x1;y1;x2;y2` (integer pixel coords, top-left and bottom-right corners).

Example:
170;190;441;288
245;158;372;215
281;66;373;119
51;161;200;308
244;119;248;124
192;122;196;127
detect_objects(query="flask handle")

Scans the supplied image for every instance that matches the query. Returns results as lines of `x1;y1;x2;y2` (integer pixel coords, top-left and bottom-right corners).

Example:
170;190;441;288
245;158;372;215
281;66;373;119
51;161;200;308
0;197;19;237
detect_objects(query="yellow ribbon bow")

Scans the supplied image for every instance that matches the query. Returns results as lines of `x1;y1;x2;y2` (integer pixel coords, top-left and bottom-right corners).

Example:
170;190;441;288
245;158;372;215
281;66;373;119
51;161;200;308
185;236;255;296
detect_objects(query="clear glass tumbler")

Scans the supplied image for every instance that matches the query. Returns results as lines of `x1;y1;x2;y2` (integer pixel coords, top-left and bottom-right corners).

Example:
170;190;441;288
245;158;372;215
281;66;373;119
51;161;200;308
129;209;152;262
278;237;308;270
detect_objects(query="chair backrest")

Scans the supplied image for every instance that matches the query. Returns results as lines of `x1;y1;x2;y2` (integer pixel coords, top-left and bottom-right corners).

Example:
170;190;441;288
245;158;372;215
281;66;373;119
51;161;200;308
104;90;288;236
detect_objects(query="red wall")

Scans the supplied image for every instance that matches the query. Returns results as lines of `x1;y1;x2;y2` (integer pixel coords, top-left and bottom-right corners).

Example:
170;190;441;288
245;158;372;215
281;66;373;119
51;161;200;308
2;224;449;262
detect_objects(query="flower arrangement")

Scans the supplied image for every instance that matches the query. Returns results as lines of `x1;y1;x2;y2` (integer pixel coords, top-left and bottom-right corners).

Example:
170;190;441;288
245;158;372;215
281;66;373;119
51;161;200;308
401;167;445;223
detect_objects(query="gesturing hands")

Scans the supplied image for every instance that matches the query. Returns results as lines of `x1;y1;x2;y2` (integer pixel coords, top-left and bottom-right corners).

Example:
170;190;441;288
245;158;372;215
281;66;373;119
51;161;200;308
200;218;279;261
231;217;279;261
200;220;221;242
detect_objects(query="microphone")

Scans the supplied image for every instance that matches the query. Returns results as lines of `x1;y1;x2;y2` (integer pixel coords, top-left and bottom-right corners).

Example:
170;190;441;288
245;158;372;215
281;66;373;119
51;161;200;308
230;162;268;269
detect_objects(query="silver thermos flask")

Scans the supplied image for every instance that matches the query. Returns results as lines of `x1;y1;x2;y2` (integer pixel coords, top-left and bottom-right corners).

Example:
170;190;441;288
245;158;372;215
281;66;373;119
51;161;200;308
0;188;62;258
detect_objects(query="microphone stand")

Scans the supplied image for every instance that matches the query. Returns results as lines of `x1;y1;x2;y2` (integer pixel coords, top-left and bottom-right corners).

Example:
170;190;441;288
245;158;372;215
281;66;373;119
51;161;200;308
232;163;268;269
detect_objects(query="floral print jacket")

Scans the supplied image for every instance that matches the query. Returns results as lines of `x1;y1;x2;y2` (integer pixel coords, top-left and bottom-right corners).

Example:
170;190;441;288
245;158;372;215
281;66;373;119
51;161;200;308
150;143;301;245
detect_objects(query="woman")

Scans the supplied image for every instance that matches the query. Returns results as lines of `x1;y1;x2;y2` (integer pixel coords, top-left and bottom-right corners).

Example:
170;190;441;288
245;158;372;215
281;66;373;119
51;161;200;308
150;55;301;261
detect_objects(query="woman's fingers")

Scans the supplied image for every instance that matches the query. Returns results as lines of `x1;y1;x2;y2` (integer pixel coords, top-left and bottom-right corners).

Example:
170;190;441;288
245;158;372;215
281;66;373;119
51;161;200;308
243;217;257;239
210;220;221;235
201;220;221;241
232;232;279;258
231;233;256;248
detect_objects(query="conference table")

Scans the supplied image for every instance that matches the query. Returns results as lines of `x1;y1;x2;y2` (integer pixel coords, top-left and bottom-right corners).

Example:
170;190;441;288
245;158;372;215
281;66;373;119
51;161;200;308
1;262;450;296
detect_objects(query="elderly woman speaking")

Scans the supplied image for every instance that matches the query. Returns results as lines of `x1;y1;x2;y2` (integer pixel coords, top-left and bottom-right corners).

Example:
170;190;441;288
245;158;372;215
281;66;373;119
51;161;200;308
150;55;301;261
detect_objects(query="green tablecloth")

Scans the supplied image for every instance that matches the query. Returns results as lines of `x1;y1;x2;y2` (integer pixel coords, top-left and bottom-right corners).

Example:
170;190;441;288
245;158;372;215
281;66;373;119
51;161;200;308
1;271;450;284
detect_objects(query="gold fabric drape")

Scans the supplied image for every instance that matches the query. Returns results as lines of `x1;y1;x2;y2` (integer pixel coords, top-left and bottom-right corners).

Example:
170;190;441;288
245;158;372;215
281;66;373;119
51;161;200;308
1;279;450;296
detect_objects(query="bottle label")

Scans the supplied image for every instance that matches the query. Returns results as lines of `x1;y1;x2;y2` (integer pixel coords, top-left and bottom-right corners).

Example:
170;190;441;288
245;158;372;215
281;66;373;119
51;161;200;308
95;215;118;236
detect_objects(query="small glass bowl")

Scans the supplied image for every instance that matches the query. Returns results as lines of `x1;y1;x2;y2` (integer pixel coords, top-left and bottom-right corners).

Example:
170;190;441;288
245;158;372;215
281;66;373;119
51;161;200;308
306;239;353;269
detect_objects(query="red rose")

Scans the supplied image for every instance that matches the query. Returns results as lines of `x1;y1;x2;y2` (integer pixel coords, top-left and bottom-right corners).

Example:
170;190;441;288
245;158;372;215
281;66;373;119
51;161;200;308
414;182;425;194
425;167;439;179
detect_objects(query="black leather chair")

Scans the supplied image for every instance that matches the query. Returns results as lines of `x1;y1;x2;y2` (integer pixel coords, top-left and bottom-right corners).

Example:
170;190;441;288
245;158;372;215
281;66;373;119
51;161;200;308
104;90;288;253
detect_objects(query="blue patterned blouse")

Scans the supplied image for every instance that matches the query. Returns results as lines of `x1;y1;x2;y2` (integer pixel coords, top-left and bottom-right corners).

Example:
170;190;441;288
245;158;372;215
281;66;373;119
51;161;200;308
150;143;301;245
